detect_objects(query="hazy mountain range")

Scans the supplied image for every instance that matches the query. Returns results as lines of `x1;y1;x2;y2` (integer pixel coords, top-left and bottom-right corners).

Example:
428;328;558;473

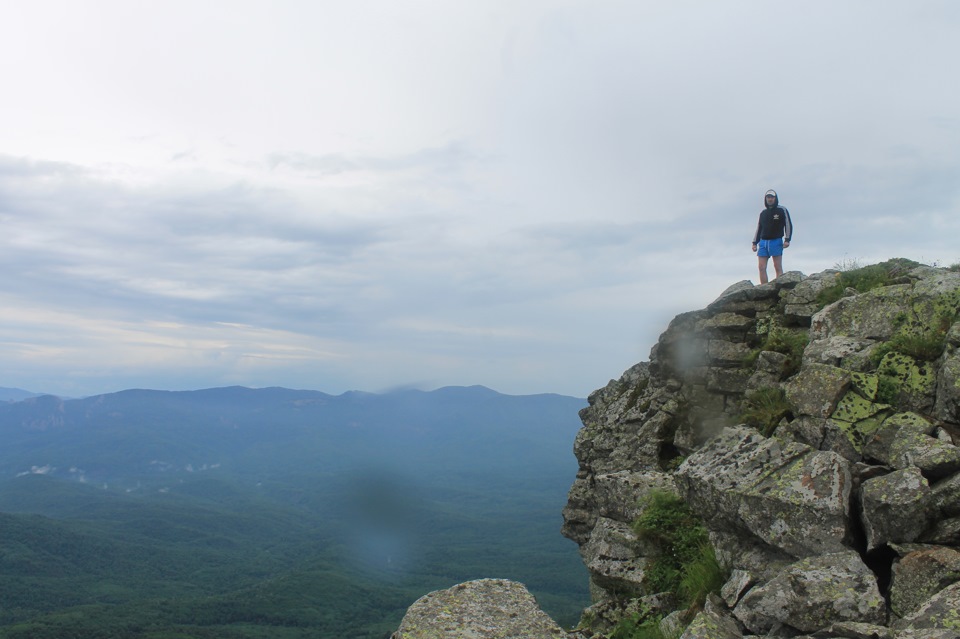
0;386;44;402
0;385;590;638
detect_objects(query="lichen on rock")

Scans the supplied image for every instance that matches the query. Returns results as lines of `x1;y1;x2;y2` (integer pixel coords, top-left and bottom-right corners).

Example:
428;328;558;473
394;261;960;639
732;550;886;633
557;261;960;639
390;579;569;639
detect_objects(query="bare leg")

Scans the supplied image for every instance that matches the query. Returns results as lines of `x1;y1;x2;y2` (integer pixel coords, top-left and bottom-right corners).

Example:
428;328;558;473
758;256;769;284
772;255;784;280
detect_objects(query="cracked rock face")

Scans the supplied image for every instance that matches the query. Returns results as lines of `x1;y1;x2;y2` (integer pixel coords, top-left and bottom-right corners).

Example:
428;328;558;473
732;551;887;633
558;261;960;638
860;468;933;551
674;426;854;558
393;262;960;639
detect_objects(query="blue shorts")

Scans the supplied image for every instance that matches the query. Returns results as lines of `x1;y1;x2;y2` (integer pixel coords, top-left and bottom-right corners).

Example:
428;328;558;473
757;238;783;257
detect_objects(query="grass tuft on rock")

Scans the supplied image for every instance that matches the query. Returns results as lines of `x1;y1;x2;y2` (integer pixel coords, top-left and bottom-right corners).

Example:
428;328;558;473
743;321;809;378
816;258;920;308
611;613;676;639
870;309;955;367
740;387;793;436
632;491;725;610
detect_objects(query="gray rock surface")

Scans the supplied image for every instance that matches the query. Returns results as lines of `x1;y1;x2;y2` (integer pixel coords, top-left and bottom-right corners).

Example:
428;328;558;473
784;364;851;419
895;582;960;633
864;413;960;478
554;263;960;638
931;472;960;518
732;551;886;633
860;468;933;551
390;579;569;639
680;607;743;639
934;349;960;426
675;426;854;558
720;569;754;608
580;517;649;594
889;545;960;619
814;622;895;639
893;629;960;639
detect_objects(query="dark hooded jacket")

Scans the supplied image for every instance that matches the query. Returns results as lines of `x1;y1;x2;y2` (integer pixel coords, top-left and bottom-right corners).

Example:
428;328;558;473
752;189;793;244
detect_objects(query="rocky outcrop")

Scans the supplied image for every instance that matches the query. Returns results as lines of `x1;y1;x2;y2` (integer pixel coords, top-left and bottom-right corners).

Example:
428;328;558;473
390;579;569;639
561;260;960;638
392;260;960;638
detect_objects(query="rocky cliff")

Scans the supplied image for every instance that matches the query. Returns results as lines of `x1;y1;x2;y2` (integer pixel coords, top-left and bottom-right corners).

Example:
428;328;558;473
393;259;960;639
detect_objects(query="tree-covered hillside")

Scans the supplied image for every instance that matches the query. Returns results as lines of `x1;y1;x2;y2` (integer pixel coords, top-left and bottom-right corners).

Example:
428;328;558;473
0;386;589;637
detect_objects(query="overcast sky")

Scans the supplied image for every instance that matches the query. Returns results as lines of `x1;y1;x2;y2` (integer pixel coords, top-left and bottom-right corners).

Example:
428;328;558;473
1;1;958;399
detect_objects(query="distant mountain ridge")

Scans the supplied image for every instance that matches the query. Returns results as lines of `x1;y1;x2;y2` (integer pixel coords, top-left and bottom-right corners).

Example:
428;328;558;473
0;384;590;636
0;384;585;488
0;386;44;402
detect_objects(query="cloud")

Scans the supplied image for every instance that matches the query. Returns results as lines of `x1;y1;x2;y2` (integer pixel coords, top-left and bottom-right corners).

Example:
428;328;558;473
267;141;477;176
0;2;959;398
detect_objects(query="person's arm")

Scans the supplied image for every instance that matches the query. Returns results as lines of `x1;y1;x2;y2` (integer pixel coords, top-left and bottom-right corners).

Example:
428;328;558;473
752;215;762;247
782;207;792;246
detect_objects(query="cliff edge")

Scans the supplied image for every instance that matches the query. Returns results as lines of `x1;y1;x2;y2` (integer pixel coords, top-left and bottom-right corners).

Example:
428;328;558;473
563;258;960;638
393;259;960;639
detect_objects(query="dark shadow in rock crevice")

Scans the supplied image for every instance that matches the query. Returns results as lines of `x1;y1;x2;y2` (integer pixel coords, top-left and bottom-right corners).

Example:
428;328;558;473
864;544;897;607
658;443;683;471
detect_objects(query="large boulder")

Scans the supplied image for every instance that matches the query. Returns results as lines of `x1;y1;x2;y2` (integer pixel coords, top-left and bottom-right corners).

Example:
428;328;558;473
706;280;780;315
876;351;938;415
777;415;861;461
591;470;677;523
562;470;677;547
894;582;960;633
863;413;960;479
935;348;960;426
674;427;854;558
784;363;851;418
781;271;840;325
860;468;933;551
930;472;960;518
579;517;648;594
572;380;680;474
390;579;568;639
810;283;915;342
828;388;894;454
732;551;886;634
694;312;755;340
814;621;895;639
709;529;794;584
561;477;598;545
889;545;960;620
804;335;877;371
679;606;743;639
921;517;960;546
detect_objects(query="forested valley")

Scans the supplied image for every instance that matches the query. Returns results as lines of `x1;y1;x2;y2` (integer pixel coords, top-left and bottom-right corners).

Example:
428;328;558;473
0;386;590;638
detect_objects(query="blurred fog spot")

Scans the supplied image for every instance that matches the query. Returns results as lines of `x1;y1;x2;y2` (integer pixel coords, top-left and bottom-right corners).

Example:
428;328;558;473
337;468;422;577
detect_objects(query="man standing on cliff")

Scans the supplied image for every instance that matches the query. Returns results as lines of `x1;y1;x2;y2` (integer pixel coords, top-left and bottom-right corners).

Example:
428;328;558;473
752;189;793;284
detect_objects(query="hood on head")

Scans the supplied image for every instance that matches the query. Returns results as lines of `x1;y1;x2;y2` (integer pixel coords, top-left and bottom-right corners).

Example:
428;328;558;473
764;189;779;207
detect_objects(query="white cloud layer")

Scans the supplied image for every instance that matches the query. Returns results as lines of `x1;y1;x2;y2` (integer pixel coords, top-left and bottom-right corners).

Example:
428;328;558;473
1;0;959;397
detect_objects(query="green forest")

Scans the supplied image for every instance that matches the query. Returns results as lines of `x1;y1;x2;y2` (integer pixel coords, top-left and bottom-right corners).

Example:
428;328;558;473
0;387;590;638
